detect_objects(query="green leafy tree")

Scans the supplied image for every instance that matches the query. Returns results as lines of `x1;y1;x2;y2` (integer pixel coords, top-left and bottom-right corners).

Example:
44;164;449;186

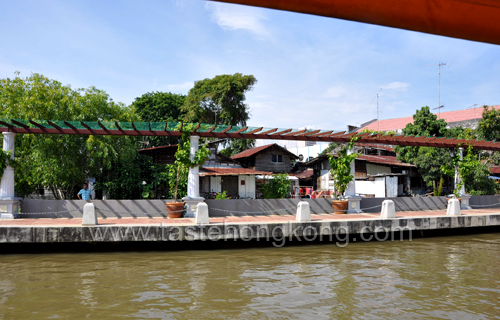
441;145;497;196
181;73;257;126
131;91;186;147
478;105;500;141
94;154;167;200
395;107;456;194
328;137;359;199
219;139;255;157
0;72;139;199
261;173;291;199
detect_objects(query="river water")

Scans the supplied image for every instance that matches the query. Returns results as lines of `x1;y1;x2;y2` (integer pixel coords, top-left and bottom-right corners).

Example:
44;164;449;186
1;233;499;319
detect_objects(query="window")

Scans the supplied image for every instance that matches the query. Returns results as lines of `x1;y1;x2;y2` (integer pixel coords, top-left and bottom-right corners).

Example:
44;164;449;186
272;155;283;163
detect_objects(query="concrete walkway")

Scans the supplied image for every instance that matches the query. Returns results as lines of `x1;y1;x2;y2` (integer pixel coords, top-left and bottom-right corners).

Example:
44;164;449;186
0;208;498;226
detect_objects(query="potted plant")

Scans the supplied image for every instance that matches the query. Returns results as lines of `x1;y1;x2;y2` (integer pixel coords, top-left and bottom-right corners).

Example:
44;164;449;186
328;137;359;214
165;126;210;218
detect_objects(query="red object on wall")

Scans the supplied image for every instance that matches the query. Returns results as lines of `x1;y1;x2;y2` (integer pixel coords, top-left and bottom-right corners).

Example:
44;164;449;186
241;180;245;185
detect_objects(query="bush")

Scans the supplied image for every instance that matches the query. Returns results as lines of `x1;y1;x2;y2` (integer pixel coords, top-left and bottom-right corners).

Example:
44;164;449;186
261;174;291;199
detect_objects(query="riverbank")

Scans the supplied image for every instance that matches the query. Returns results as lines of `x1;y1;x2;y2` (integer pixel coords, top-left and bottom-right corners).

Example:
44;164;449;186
0;209;499;249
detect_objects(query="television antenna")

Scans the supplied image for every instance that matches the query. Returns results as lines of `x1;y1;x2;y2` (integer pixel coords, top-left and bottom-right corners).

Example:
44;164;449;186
427;62;448;119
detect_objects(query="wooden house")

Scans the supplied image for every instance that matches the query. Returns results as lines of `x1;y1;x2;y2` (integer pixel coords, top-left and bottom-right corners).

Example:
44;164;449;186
231;143;299;174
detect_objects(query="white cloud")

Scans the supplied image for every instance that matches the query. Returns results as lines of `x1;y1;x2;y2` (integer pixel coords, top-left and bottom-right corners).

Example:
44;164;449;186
323;86;347;98
164;81;193;93
205;2;269;38
381;82;410;91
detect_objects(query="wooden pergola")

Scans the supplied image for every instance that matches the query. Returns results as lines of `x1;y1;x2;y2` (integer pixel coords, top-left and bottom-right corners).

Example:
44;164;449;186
1;118;499;151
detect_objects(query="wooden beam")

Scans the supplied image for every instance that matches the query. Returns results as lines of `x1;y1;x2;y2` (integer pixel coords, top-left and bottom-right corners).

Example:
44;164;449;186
47;120;63;132
207;125;218;133
247;127;263;134
0;121;14;128
98;121;109;132
260;128;278;135
274;129;293;135
234;126;248;134
221;125;233;133
11;120;30;129
29;120;47;130
63;121;79;132
192;123;201;133
283;129;307;136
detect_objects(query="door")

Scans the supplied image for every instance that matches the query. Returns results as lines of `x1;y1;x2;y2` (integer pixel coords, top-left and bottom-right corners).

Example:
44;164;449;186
221;176;239;198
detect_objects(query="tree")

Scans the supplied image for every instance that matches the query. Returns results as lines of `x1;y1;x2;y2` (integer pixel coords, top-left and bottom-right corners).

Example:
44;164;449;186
478;105;500;141
0;72;139;199
261;174;291;199
395;107;455;195
181;73;257;126
131;91;186;147
219;139;255;157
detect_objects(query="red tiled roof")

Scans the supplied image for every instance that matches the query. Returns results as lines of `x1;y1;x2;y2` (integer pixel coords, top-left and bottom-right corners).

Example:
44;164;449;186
489;166;500;175
200;167;272;176
358;106;500;132
357;154;415;167
356;143;394;152
231;143;299;160
138;145;177;152
290;169;314;179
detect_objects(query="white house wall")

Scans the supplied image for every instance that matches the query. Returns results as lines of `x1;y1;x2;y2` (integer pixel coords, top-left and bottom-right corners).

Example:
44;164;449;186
356;177;386;197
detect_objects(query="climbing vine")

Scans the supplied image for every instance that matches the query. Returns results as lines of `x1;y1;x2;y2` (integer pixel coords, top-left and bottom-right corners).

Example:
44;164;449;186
0;149;12;179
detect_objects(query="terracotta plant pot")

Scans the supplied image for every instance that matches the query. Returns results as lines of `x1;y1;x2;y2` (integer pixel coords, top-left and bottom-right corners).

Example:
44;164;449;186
166;202;184;218
331;200;348;214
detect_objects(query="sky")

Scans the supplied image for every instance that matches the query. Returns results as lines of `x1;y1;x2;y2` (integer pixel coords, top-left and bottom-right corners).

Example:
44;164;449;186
1;0;499;131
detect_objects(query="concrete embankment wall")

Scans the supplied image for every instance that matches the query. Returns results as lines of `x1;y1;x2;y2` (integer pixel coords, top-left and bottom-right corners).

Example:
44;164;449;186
1;214;500;244
18;195;500;218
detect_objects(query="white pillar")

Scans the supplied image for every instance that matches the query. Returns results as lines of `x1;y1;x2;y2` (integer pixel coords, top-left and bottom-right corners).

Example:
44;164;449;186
345;148;356;197
187;135;200;198
183;135;204;218
458;147;466;195
0;132;21;219
345;147;362;213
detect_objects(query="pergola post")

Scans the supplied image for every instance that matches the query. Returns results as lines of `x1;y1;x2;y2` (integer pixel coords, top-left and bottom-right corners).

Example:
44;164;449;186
457;147;471;210
182;135;204;218
0;132;21;219
345;147;362;213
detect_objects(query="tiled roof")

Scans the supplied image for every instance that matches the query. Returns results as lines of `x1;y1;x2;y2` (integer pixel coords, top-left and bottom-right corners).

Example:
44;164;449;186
357;154;415;167
138;144;177;152
290;169;314;179
200;167;272;176
489;166;500;175
356;143;394;152
358;106;500;132
231;143;299;160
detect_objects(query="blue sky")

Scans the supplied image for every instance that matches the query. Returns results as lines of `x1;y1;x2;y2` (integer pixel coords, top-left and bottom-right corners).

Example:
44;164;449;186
1;0;499;131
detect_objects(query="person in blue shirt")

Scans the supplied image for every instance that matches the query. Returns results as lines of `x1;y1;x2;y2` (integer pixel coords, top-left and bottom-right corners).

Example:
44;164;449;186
77;183;92;200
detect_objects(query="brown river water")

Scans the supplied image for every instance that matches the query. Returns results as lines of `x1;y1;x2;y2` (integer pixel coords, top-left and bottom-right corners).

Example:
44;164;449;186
1;233;499;319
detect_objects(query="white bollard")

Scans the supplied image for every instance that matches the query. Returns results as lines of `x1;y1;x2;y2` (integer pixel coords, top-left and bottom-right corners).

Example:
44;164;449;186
82;203;98;226
380;200;396;219
296;201;311;222
447;199;461;216
196;202;210;224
